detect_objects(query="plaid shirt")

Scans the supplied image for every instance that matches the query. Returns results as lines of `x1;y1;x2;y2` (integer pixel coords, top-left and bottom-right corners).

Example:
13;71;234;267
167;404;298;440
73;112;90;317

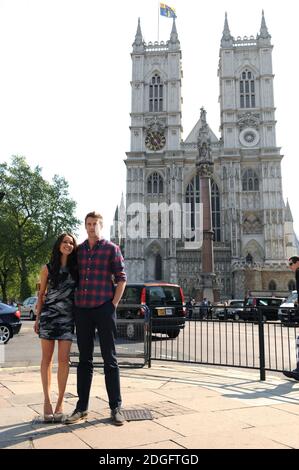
74;238;127;308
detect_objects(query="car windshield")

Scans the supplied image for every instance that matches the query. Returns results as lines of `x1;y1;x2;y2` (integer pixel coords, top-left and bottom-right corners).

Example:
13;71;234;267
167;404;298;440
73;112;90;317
120;287;142;304
147;286;181;304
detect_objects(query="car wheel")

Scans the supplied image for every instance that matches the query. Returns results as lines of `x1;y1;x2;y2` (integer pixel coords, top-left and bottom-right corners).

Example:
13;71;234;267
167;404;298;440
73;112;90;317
30;310;36;320
167;329;180;339
0;325;12;344
234;313;240;321
126;322;136;340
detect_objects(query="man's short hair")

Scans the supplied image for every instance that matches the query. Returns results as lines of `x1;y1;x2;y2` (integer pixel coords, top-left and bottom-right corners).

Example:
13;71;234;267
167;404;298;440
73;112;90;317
289;256;299;264
85;211;103;227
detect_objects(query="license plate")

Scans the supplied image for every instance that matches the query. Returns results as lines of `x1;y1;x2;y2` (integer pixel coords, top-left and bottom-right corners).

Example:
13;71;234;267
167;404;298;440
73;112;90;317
156;308;165;316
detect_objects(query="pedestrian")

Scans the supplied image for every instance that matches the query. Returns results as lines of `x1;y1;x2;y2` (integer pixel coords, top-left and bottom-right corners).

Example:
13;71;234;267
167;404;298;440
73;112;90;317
34;233;78;423
186;297;195;319
282;256;299;381
199;297;209;319
65;211;127;426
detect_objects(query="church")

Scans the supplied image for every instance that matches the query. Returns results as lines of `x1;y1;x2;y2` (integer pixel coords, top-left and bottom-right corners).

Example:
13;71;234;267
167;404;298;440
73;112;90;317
111;12;298;300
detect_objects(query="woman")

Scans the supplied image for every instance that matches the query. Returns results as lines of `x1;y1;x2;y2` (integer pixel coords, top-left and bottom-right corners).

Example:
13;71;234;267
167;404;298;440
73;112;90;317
34;233;78;423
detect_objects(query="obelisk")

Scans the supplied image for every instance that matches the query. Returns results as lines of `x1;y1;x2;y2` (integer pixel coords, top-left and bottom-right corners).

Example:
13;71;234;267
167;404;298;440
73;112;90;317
196;107;217;302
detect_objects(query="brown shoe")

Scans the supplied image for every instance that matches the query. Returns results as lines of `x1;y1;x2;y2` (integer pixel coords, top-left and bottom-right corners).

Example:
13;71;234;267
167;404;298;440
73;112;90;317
64;410;88;425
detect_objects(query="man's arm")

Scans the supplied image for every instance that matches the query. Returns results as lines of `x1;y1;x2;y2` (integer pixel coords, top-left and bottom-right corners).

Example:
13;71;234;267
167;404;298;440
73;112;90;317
111;244;127;308
112;280;126;308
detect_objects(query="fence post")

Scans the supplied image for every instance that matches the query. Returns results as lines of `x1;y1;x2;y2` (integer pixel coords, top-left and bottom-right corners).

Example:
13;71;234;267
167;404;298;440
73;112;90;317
257;306;266;380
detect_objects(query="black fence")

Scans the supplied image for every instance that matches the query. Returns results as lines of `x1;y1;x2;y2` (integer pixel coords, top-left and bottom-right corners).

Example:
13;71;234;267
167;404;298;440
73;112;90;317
69;306;299;381
149;306;299;380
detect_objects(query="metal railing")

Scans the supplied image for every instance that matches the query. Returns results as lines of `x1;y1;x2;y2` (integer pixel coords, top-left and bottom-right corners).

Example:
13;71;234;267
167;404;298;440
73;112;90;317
69;305;299;380
149;306;299;380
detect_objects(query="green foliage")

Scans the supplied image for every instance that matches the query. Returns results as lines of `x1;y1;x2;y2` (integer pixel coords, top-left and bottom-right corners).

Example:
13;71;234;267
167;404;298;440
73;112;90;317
0;155;80;300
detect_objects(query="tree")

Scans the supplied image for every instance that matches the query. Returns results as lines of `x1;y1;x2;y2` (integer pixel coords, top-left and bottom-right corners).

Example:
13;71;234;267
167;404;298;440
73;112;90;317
0;156;80;300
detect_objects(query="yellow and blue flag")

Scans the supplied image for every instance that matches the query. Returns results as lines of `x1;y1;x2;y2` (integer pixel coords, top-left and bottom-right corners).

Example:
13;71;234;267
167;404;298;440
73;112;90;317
160;3;176;19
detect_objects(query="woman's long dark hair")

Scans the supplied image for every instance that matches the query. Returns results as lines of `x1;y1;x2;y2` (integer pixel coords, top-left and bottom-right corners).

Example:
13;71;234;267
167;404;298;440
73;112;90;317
48;233;78;287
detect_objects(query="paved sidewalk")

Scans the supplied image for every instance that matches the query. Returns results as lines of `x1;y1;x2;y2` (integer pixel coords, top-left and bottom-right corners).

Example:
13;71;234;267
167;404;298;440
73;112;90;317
0;362;299;449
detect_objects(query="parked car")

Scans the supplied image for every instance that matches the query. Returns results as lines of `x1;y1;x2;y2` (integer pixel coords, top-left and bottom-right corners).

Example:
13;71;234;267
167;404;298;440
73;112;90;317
117;282;186;340
215;299;245;321
0;302;22;344
239;296;284;322
20;296;38;320
278;291;299;326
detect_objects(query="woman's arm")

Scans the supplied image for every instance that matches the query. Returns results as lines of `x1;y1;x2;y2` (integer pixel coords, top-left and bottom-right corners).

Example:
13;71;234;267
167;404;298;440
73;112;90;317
34;265;48;333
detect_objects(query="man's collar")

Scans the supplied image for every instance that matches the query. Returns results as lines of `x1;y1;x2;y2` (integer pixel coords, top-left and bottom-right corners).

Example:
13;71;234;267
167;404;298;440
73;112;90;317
84;237;105;248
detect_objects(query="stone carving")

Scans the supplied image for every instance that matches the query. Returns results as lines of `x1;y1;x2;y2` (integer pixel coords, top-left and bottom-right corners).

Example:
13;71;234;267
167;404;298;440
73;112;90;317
237;112;260;130
243;211;263;234
145;116;166;133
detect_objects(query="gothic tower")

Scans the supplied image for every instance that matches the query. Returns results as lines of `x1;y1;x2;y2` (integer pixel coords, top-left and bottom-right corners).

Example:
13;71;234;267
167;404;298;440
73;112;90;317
218;11;294;297
125;18;183;282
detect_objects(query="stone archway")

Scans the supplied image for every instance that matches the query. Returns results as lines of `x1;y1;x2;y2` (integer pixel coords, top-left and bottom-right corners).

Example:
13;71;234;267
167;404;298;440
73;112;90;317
145;242;164;281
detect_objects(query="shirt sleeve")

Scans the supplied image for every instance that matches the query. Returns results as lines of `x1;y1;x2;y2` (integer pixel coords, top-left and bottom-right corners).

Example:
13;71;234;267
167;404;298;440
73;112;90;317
111;245;127;283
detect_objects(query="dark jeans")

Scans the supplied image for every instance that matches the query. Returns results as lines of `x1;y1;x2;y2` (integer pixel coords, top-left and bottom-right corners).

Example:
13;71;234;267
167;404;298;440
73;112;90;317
74;301;121;412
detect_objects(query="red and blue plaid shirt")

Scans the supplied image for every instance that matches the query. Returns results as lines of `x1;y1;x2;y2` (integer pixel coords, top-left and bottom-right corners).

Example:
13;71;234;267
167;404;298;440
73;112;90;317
74;238;127;308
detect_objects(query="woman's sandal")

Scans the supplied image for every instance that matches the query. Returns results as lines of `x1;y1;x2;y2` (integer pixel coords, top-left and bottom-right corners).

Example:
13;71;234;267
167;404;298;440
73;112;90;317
43;414;54;423
53;412;65;423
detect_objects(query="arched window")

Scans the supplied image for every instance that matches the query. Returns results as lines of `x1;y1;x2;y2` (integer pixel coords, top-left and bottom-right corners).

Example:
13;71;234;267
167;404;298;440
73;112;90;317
149;74;163;112
240;69;256;108
269;280;277;291
288;280;296;291
185;175;221;242
147;172;164;195
242;169;259;191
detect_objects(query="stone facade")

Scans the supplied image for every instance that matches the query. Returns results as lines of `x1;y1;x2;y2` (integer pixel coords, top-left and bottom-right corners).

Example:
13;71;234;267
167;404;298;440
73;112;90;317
113;14;298;300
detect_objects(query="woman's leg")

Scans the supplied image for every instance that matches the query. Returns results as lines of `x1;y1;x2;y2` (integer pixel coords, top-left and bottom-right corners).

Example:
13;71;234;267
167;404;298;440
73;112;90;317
55;340;72;414
40;339;55;415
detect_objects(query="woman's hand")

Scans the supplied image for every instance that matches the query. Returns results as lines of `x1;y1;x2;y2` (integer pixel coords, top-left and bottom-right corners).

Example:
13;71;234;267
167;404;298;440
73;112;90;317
34;318;39;334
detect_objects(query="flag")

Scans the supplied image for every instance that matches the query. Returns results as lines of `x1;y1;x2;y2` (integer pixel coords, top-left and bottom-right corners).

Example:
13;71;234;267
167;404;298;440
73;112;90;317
160;3;176;19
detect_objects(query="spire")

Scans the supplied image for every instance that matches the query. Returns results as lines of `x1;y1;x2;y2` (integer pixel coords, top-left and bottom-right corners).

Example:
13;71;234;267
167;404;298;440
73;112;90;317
257;10;271;44
221;12;233;47
119;193;126;224
285;199;294;222
114;205;119;221
132;17;144;51
169;17;180;50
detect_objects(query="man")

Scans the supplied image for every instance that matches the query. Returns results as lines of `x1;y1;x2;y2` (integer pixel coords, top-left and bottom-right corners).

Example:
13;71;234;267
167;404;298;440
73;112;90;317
65;211;127;425
283;256;299;381
199;297;209;319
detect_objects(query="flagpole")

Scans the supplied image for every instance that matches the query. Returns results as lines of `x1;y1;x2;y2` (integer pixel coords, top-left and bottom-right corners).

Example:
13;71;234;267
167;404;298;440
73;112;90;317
157;1;160;42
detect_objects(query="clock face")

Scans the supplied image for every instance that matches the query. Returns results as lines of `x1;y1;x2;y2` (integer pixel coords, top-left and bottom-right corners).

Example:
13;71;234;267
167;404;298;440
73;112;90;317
239;127;260;147
145;131;166;151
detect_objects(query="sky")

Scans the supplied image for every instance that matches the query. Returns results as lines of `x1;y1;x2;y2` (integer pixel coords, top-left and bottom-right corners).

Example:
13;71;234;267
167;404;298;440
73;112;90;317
0;0;298;243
